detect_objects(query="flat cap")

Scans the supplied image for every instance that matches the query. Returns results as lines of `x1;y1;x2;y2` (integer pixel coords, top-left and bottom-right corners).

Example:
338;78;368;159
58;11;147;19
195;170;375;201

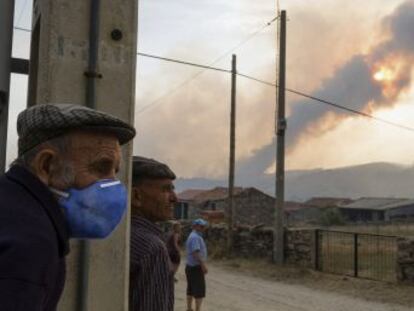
132;156;176;182
17;103;136;156
192;218;208;226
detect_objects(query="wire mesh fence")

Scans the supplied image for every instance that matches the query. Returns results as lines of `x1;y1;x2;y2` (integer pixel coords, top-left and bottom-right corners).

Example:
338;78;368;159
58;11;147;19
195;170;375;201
316;229;397;282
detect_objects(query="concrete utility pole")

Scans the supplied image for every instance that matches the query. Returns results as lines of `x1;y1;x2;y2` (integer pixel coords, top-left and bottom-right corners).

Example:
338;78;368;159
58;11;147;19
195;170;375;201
0;0;14;173
273;10;287;264
28;1;138;310
227;54;237;254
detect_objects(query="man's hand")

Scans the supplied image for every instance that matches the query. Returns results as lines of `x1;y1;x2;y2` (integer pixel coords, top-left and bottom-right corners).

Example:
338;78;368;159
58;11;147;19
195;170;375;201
201;264;208;275
192;250;208;274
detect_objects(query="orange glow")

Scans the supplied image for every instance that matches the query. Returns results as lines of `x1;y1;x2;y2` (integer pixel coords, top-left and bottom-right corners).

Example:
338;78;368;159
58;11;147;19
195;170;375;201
373;68;394;81
371;54;411;99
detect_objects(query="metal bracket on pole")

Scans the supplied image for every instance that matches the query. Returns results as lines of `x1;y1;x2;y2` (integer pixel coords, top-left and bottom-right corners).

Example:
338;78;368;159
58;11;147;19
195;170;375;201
0;92;8;115
11;58;30;75
0;0;15;173
276;118;287;136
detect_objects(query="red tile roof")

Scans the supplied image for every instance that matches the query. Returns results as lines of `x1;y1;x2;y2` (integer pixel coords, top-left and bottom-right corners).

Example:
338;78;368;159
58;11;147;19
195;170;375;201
177;187;244;203
177;189;207;201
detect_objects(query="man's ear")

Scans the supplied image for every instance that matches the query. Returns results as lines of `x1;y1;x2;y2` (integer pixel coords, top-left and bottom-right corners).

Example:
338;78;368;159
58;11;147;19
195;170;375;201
30;148;58;185
131;187;143;208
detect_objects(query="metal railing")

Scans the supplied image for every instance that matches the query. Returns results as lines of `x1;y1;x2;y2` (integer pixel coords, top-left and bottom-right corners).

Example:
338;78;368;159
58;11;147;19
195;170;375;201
315;229;397;282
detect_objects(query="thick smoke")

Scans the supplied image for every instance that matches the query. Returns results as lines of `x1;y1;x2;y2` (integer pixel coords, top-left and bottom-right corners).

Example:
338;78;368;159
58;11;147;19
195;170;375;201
237;0;414;179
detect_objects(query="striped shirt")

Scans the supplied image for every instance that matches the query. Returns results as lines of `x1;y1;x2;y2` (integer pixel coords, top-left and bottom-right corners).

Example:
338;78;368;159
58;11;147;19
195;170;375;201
129;216;174;311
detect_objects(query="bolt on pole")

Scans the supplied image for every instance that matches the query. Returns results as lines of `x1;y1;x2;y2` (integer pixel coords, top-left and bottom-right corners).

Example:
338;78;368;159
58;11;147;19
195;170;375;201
0;0;15;173
273;10;287;264
227;54;237;254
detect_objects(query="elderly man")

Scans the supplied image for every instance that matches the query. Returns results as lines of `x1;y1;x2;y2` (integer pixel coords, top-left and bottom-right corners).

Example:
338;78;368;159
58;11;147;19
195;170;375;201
0;103;135;311
185;218;208;311
129;156;177;311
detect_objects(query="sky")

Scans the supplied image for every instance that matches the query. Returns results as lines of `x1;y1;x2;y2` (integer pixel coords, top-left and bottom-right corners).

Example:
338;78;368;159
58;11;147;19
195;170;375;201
6;0;414;183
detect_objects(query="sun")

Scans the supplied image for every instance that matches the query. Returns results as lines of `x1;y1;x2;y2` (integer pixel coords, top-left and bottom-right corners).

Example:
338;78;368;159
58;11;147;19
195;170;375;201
373;68;394;81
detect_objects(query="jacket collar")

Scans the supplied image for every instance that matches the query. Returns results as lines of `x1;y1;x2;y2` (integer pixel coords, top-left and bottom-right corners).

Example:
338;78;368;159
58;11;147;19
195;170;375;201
131;215;163;238
6;165;70;256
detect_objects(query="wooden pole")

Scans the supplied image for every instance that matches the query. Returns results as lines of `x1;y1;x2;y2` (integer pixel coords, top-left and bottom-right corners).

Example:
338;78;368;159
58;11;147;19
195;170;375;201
273;10;286;264
227;54;237;254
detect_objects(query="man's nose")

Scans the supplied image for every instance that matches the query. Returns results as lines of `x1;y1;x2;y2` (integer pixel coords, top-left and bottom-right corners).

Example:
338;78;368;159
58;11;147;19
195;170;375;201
170;191;178;202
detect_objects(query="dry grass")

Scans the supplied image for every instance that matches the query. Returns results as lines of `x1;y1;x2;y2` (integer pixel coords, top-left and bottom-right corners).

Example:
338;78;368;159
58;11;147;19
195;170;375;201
213;257;414;308
318;233;397;282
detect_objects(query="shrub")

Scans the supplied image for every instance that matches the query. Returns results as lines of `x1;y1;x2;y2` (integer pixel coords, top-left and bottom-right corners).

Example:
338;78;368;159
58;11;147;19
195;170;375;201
320;208;345;226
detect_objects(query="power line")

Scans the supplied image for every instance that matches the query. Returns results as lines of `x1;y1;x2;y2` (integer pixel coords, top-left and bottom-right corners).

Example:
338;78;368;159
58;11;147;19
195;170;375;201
284;88;414;133
237;72;276;87
137;52;230;73
14;24;412;134
13;20;280;113
137;52;414;133
13;26;31;32
136;15;279;114
237;72;414;133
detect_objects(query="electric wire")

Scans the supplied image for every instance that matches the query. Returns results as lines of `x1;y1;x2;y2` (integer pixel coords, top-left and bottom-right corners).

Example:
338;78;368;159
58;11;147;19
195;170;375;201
237;72;414;133
12;26;414;133
13;26;31;33
137;52;230;73
136;15;279;114
284;88;414;133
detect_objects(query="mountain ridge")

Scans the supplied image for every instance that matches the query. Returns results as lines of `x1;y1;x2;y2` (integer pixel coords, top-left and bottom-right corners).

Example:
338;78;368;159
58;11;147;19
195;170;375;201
175;162;414;201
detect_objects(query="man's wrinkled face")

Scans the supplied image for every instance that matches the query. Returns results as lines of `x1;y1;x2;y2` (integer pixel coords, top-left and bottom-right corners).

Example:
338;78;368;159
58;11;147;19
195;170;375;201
132;178;177;222
50;130;121;190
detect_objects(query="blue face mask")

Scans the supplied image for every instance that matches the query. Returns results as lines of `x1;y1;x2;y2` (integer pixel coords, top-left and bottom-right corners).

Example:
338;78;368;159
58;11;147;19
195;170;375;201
50;179;127;239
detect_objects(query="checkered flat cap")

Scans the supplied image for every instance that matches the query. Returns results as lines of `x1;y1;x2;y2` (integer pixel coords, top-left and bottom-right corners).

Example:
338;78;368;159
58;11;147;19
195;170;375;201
132;156;176;181
17;103;136;156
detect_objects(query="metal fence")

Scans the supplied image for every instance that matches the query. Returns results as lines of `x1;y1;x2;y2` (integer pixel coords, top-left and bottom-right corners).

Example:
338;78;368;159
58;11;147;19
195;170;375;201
315;229;397;282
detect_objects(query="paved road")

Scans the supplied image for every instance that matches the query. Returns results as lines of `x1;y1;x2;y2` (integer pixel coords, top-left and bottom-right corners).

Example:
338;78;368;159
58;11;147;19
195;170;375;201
174;263;411;311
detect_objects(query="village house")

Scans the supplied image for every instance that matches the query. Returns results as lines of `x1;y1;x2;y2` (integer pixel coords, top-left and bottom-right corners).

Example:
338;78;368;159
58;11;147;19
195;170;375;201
287;197;353;224
338;197;414;222
175;187;276;226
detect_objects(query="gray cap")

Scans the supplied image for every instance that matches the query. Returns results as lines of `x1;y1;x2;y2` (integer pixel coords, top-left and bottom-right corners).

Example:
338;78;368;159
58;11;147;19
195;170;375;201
17;103;136;156
132;156;176;182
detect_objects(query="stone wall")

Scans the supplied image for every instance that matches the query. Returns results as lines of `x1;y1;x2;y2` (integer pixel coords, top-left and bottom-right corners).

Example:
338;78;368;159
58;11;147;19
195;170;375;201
285;229;314;268
397;237;414;282
175;222;414;283
178;223;314;267
233;226;274;258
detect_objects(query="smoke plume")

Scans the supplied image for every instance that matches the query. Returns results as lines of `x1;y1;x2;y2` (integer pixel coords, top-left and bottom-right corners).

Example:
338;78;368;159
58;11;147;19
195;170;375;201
237;0;414;178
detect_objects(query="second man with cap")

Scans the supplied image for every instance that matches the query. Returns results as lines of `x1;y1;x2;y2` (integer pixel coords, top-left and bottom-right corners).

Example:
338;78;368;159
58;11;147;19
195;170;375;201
129;156;178;311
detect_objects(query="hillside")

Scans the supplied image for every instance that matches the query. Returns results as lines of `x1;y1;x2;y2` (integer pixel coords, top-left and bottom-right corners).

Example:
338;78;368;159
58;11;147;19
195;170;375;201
175;162;414;201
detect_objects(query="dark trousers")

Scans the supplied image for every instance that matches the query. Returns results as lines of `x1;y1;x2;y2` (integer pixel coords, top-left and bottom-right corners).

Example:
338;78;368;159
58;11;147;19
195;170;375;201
185;265;206;298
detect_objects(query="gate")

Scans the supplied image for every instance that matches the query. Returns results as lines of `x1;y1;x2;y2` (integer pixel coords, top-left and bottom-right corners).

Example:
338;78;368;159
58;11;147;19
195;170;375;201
315;230;397;282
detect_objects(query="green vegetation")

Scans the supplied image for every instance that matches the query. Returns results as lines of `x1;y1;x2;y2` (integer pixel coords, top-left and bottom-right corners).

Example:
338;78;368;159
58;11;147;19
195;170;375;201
319;208;345;226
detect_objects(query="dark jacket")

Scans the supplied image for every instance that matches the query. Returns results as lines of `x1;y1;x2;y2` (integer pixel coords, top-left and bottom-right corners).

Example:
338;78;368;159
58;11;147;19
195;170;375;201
0;165;69;311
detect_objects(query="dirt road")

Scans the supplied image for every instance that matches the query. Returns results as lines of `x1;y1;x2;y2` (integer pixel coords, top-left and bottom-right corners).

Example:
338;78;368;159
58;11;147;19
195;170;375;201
174;263;411;311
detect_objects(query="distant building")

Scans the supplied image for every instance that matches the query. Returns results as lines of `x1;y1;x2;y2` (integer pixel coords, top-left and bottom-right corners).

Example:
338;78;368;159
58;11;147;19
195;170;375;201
338;197;414;222
305;197;354;208
174;189;206;220
285;201;320;225
286;197;354;225
176;187;276;226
